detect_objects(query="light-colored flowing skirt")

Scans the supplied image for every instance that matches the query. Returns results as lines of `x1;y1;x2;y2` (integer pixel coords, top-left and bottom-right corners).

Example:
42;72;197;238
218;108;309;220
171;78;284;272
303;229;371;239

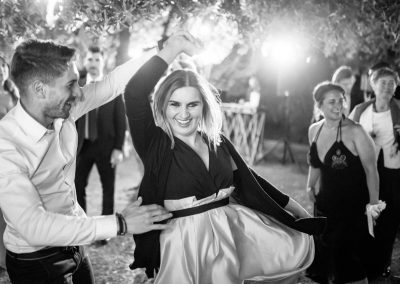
155;187;314;284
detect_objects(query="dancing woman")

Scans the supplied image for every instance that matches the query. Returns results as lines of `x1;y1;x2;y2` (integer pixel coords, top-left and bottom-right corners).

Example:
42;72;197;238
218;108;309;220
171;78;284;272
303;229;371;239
125;33;326;284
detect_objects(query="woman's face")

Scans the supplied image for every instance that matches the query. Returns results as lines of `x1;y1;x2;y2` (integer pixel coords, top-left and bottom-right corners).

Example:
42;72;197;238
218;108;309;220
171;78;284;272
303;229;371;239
372;75;397;100
0;58;9;84
319;90;344;121
165;86;203;140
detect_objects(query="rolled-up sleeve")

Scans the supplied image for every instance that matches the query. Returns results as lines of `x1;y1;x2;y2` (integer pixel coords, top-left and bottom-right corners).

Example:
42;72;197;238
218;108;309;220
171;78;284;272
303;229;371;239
0;148;117;251
72;52;155;121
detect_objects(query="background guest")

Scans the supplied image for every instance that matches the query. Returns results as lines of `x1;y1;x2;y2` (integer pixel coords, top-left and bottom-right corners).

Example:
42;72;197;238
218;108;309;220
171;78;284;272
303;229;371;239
332;65;361;116
350;67;400;279
307;81;380;284
75;47;127;243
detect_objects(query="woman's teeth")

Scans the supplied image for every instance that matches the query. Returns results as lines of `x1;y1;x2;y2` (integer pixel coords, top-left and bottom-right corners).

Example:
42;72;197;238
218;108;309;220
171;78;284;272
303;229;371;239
176;119;191;127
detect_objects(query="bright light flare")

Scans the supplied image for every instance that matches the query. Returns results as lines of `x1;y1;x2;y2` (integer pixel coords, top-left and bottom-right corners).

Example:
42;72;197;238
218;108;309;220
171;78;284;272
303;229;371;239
262;34;305;70
128;46;144;60
194;42;226;66
185;15;238;66
46;0;59;27
189;19;219;65
189;17;214;40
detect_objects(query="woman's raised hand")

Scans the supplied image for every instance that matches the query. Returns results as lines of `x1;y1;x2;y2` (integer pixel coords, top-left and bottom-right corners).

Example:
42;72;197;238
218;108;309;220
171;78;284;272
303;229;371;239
158;30;203;64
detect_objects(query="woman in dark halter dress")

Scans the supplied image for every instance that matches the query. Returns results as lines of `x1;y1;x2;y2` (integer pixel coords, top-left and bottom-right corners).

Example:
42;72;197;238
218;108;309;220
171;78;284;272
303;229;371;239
124;33;326;284
306;82;383;284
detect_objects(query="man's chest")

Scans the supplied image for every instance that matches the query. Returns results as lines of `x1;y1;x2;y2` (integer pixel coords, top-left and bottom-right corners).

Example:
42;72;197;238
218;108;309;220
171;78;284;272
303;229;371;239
27;121;78;194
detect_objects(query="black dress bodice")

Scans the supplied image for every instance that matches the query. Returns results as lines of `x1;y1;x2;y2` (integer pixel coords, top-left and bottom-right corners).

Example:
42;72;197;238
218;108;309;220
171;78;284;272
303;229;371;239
164;137;233;200
307;121;376;284
308;121;369;219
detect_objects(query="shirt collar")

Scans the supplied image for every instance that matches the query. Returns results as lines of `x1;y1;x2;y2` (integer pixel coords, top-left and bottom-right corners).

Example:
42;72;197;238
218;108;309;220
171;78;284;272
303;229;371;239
86;74;103;83
14;101;51;143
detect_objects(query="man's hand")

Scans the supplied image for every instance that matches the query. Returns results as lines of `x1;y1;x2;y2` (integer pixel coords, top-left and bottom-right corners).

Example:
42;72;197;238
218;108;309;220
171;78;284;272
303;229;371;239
122;197;172;235
158;30;203;64
110;149;123;168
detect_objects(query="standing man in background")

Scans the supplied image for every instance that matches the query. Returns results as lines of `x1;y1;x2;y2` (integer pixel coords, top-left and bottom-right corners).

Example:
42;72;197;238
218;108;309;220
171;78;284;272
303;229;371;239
75;47;126;243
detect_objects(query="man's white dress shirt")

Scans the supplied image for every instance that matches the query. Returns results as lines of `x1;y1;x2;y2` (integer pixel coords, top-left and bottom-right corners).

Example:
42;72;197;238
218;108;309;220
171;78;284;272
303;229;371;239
0;55;151;253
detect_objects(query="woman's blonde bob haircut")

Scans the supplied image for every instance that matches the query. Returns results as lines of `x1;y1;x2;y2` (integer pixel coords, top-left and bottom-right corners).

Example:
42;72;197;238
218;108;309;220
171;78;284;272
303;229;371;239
153;69;222;150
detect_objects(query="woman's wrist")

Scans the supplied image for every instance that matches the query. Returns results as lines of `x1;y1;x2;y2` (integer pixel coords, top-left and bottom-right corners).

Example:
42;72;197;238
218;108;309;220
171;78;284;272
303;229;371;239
368;197;379;205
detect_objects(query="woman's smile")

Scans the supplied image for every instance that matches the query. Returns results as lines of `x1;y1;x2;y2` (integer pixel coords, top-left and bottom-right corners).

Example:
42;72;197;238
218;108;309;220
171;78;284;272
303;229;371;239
166;86;203;139
175;118;192;127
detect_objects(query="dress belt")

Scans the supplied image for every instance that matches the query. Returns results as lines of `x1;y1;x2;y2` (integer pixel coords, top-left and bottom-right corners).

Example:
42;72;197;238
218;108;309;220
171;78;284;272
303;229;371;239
171;197;229;219
6;246;79;260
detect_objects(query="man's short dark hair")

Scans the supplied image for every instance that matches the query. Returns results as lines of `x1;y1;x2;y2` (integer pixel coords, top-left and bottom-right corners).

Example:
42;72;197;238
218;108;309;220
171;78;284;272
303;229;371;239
10;39;76;96
368;62;391;77
88;46;103;56
370;67;399;85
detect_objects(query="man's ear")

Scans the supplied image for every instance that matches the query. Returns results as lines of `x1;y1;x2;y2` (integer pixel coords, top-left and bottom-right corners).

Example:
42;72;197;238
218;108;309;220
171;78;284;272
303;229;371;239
31;80;47;98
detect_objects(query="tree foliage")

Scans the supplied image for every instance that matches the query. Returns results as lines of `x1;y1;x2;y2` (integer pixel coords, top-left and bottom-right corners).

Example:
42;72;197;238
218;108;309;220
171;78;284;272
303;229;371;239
1;0;400;67
2;0;399;144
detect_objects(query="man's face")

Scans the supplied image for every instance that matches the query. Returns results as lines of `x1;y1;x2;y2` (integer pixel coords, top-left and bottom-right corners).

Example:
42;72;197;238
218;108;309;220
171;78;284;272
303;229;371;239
372;75;397;99
43;62;81;121
84;51;104;79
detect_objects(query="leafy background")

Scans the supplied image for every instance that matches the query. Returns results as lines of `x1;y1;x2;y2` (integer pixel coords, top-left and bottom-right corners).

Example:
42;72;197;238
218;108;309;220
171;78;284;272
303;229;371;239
1;0;400;142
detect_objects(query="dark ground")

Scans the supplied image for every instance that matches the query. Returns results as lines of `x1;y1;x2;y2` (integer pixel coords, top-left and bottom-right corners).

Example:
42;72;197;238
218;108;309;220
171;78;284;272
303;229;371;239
0;141;399;283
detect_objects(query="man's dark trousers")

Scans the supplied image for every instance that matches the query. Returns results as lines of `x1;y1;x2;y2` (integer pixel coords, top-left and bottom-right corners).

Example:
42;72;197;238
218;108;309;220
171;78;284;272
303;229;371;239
75;95;126;215
6;246;94;284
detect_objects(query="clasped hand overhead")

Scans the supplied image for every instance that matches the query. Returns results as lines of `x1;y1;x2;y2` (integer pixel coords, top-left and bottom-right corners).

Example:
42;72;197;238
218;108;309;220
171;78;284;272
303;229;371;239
157;30;204;64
